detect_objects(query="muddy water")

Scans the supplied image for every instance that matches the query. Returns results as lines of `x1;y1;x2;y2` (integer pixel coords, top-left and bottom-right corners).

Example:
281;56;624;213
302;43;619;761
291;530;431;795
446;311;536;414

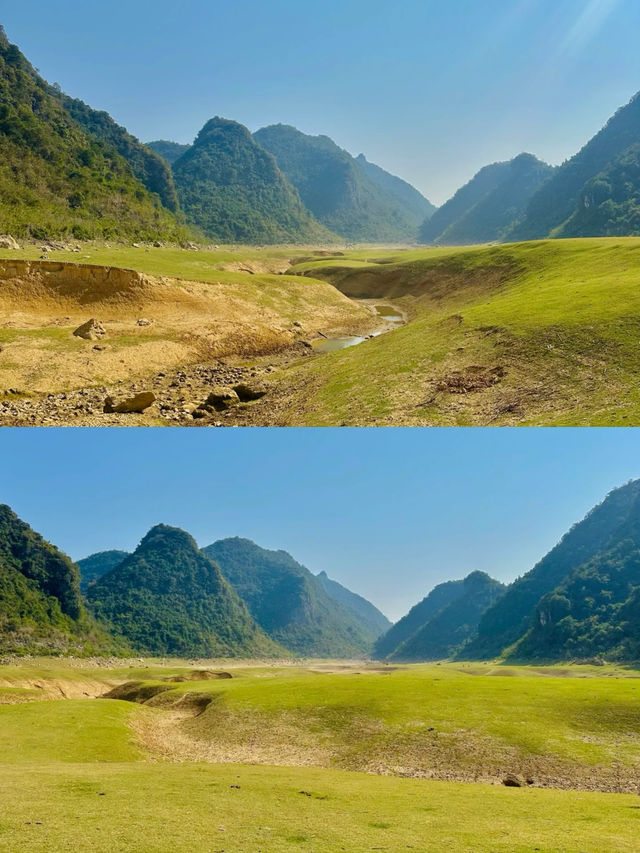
312;302;405;353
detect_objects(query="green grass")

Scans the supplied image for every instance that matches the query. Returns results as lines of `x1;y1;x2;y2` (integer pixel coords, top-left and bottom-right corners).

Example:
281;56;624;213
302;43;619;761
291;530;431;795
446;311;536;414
275;237;640;425
1;660;640;851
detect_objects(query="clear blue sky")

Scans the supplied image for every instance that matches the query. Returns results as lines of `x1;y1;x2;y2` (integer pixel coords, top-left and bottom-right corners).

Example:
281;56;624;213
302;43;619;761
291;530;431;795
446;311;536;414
3;0;640;204
2;428;640;621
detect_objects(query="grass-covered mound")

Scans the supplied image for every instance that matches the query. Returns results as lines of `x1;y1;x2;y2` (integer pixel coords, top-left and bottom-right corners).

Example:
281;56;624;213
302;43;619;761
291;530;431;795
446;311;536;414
0;29;185;242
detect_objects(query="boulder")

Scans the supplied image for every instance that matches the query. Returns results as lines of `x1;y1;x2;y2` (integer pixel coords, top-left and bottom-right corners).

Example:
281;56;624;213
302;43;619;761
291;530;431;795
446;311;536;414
0;235;19;250
201;387;239;411
73;319;106;340
103;392;156;414
233;382;267;402
502;774;524;787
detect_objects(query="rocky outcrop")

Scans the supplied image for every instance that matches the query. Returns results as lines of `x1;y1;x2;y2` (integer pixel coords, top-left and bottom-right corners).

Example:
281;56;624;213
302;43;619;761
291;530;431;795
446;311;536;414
73;319;106;340
0;235;19;250
103;392;156;413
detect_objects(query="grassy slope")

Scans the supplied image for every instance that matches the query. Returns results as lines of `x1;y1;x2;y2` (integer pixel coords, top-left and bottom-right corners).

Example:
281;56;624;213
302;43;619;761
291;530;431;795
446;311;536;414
0;660;639;851
267;237;640;425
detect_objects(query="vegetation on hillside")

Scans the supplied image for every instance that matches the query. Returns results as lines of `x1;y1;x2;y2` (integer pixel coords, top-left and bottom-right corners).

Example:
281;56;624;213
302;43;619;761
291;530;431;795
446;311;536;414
254;124;433;242
204;537;378;656
389;572;505;661
419;154;554;245
87;525;283;657
462;480;640;660
0;505;115;654
172;117;335;243
77;550;129;592
146;139;191;165
374;579;464;658
511;90;640;240
61;97;179;211
316;569;391;641
0;28;186;241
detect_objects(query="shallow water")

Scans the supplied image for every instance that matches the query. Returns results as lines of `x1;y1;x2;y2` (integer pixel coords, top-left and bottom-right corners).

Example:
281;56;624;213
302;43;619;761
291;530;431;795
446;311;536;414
312;303;404;353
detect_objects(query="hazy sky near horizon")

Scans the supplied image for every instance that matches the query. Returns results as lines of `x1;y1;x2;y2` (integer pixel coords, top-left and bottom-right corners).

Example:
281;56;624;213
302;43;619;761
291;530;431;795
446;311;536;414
3;0;640;204
3;429;640;621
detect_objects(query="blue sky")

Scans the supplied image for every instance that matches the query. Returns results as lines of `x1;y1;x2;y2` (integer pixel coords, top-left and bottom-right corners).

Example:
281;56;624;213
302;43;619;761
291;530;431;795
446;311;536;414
2;428;640;621
3;0;640;203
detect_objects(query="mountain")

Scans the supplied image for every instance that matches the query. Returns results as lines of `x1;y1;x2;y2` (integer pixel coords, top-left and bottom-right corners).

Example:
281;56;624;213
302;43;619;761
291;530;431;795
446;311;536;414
172;117;335;243
373;579;464;659
0;504;112;654
77;550;129;592
254;124;434;242
87;525;282;657
203;538;377;657
0;28;185;242
509;538;640;661
147;140;191;165
510;91;640;240
316;570;391;641
354;153;436;225
419;154;554;245
461;479;640;660
388;572;505;661
61;98;179;212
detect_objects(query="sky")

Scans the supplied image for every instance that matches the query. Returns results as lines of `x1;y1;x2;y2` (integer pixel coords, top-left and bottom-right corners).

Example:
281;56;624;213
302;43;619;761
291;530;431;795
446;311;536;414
3;0;640;204
2;428;640;621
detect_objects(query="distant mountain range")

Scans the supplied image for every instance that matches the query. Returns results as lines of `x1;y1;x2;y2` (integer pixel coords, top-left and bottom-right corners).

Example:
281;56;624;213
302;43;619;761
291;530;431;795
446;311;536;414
3;25;640;244
4;480;640;661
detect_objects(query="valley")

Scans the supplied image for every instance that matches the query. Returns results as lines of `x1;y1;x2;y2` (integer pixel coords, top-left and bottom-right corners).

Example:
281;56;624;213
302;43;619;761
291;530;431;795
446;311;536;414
3;236;640;426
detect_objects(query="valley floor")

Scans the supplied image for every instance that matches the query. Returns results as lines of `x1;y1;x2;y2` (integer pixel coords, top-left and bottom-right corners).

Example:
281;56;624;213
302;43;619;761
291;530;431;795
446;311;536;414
2;236;640;426
1;658;639;851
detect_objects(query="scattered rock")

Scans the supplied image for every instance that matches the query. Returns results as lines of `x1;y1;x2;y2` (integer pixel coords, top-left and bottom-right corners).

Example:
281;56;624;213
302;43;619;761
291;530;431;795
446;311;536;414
0;234;19;250
103;392;156;414
502;774;524;787
233;382;267;402
73;319;106;340
136;318;152;326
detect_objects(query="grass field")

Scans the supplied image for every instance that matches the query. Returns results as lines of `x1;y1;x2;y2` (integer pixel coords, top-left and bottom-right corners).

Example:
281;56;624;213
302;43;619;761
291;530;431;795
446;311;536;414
257;237;640;425
0;659;639;851
3;237;640;424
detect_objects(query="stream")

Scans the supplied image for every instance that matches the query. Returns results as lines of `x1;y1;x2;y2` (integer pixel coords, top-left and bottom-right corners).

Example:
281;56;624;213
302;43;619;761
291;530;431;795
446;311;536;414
312;302;405;353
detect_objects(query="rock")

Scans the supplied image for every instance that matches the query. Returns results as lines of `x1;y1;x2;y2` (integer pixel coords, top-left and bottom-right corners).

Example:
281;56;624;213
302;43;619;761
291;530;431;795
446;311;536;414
233;382;267;402
292;321;302;328
103;392;156;414
153;241;163;248
201;387;239;411
136;318;152;326
192;408;207;419
132;243;141;248
0;235;19;250
73;319;106;340
502;774;524;787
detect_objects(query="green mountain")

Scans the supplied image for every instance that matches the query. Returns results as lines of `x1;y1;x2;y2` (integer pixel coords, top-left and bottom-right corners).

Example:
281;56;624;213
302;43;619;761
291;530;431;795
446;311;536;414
510;91;640;240
172;117;335;243
354;153;436;225
77;550;129;592
87;525;282;657
0;504;113;654
61;99;179;211
373;579;464;659
509;538;640;661
461;479;640;660
388;572;505;661
0;27;185;241
254;124;433;242
419;154;554;245
203;538;377;657
146;139;192;166
316;570;391;641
